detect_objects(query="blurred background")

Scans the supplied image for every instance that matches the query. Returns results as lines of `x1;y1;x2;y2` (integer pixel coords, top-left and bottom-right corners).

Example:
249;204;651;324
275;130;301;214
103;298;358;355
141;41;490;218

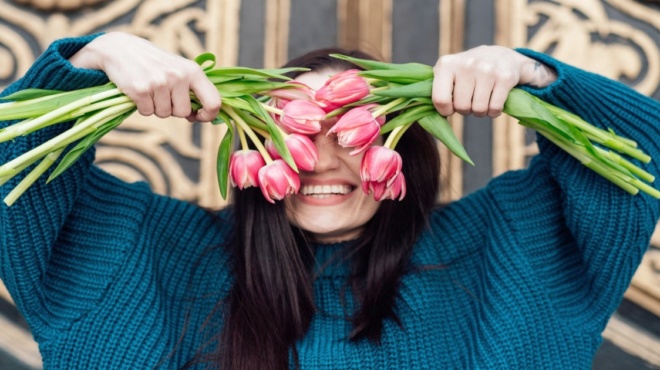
0;0;659;368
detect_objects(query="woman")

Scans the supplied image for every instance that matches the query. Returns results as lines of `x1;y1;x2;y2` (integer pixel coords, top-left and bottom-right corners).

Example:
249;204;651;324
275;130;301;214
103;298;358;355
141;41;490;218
1;31;658;369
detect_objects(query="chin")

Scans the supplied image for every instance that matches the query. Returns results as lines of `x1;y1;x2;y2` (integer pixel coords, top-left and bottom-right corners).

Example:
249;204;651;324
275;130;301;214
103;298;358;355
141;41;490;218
285;199;378;243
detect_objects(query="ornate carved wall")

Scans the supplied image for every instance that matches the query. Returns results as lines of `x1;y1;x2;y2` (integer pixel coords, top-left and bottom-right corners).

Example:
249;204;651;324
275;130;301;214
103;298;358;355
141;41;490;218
0;0;659;368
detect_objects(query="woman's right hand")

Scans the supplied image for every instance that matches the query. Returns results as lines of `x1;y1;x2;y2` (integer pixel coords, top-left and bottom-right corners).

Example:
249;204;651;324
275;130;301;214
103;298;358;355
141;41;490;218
68;32;221;122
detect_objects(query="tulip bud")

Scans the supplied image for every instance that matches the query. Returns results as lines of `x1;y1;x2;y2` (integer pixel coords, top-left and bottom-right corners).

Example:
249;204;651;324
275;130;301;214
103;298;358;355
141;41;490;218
360;146;403;190
265;81;315;102
367;172;407;201
279;100;326;135
266;81;315;110
229;150;266;190
328;106;382;155
258;159;301;203
266;134;319;171
315;69;370;112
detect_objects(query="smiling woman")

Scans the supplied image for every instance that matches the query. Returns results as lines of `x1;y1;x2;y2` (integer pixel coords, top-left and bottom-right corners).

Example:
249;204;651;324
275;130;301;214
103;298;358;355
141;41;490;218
284;74;384;242
1;31;660;370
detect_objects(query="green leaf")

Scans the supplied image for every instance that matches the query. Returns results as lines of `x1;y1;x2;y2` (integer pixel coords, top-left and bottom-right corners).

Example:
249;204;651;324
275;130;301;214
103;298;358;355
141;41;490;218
47;109;134;183
344;95;390;108
204;76;244;85
216;127;233;200
215;80;294;97
372;80;433;98
567;125;635;178
212;110;234;131
359;70;433;84
234;109;268;132
0;88;64;101
259;67;310;78
242;95;297;171
324;106;351;119
206;66;308;80
0;83;116;121
329;54;433;73
380;105;436;133
504;88;575;143
195;52;217;71
418;113;474;165
222;96;254;112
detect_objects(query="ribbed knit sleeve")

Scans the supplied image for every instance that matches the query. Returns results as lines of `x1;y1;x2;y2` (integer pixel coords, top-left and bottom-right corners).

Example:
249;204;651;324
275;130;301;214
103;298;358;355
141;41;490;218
489;49;660;333
0;35;112;336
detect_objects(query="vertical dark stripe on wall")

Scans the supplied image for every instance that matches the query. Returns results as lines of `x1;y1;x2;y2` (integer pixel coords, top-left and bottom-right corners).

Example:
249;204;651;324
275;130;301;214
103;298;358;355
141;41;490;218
288;0;338;59
238;0;267;68
391;0;439;65
462;0;495;195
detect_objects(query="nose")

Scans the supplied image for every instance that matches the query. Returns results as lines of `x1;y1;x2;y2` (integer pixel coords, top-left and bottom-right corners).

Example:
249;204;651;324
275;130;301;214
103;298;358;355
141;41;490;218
312;132;341;173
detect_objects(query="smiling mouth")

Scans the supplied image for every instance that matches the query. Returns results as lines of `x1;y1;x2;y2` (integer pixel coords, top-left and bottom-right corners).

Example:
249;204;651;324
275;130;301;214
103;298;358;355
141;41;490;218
299;184;356;199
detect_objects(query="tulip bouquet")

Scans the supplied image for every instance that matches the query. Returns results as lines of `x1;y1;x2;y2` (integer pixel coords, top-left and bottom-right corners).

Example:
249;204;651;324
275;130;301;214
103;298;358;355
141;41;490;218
0;53;658;206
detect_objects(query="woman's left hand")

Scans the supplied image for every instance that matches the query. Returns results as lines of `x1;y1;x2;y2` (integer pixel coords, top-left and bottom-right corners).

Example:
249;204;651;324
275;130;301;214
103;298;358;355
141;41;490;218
431;45;557;118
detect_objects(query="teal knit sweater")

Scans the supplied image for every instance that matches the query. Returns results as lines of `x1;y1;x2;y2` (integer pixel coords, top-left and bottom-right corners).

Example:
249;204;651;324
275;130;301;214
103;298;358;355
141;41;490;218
1;35;659;369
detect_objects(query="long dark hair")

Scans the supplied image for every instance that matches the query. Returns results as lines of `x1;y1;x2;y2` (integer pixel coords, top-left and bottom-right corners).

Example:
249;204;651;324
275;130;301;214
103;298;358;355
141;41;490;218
210;48;440;370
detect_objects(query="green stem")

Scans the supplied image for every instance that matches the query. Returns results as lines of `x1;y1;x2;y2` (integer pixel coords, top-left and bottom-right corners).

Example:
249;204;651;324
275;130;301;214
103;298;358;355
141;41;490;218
0;88;124;143
253;127;271;139
234;109;269;132
542;102;639;148
237;123;249;151
63;96;133;121
583;131;650;163
545;130;640;195
369;86;388;94
224;106;273;163
0;102;134;177
387;122;413;149
535;125;659;198
371;97;407;118
384;122;412;149
0;84;115;116
0;91;69;109
260;102;283;116
3;148;64;206
595;146;655;183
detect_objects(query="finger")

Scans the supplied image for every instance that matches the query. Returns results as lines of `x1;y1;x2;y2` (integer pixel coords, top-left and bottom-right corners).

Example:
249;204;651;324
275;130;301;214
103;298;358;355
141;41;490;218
153;83;173;118
127;83;155;116
452;75;475;116
171;82;192;118
432;62;456;117
185;113;198;123
190;73;221;122
488;80;516;118
471;76;495;117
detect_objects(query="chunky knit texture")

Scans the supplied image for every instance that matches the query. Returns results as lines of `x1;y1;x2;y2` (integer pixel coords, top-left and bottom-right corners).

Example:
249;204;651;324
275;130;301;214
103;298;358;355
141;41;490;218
1;35;659;369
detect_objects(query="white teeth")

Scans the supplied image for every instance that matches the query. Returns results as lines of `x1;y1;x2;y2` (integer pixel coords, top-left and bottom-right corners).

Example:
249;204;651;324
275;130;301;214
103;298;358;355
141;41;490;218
300;184;353;196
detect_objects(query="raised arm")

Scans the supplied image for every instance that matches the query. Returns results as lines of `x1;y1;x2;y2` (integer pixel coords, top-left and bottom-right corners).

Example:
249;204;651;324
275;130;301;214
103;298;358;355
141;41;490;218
430;45;660;331
69;32;220;121
1;34;109;338
0;32;221;339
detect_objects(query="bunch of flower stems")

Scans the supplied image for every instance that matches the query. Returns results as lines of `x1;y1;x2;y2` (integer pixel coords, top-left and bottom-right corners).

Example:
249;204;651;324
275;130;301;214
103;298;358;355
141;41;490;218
0;53;657;206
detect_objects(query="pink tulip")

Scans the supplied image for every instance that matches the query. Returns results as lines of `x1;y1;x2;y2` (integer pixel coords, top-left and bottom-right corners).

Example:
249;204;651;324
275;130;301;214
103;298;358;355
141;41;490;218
229;150;266;190
328;106;382;155
266;134;319;171
315;69;371;112
265;81;315;102
365;172;407;201
258;159;301;203
360;146;403;191
265;81;315;109
279;100;325;135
